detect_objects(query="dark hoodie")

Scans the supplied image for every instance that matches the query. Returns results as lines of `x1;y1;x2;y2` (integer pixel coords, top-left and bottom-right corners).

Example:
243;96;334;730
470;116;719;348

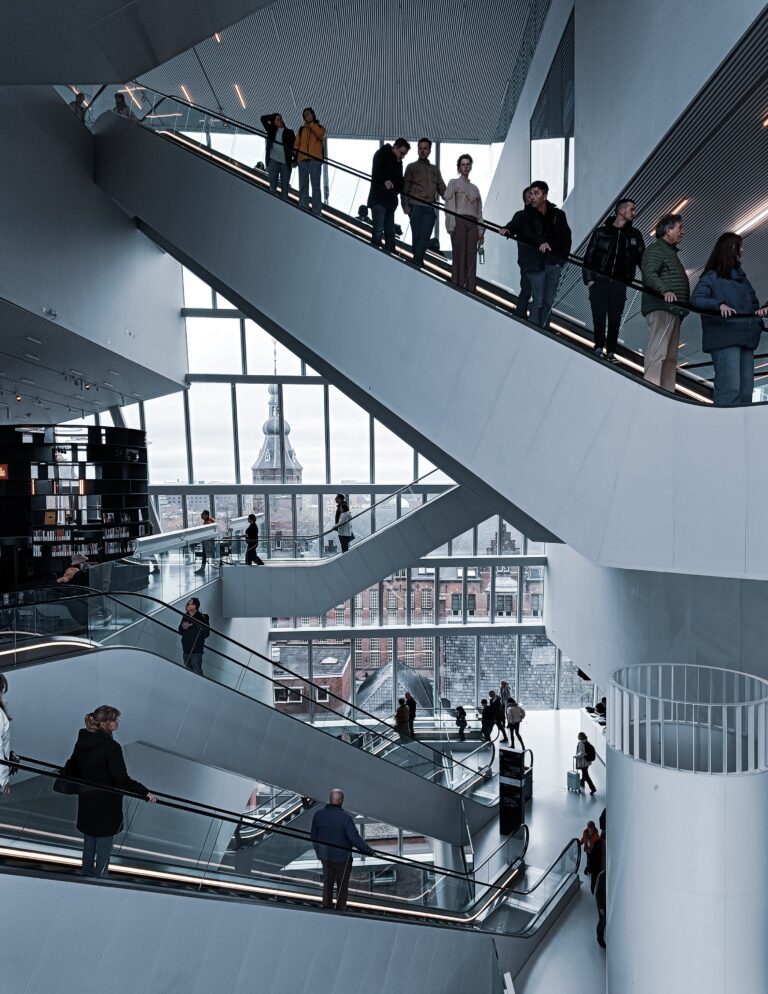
178;611;210;654
63;729;149;837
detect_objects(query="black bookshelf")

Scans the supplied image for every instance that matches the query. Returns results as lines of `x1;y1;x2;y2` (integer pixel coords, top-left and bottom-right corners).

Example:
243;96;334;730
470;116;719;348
0;424;149;592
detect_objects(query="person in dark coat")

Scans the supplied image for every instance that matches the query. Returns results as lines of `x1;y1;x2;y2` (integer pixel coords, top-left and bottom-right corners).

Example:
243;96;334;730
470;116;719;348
310;788;375;910
480;698;494;741
512;180;572;327
595;867;606;948
690;231;768;406
455;705;468;741
394;697;411;740
404;691;417;737
178;597;210;675
260;113;295;198
244;513;264;566
367;139;410;252
488;689;507;743
63;705;156;877
499;186;534;319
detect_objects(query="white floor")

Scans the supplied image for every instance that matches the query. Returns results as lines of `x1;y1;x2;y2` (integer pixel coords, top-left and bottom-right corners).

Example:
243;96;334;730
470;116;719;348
500;710;607;994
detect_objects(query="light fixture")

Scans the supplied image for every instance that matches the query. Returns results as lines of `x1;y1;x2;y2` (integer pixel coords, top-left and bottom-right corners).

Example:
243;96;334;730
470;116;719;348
763;116;768;128
736;201;768;236
70;369;84;377
234;84;246;109
84;383;91;390
15;394;22;402
24;353;39;361
20;378;36;386
180;84;192;103
672;198;689;214
214;32;222;42
144;112;183;120
25;336;42;345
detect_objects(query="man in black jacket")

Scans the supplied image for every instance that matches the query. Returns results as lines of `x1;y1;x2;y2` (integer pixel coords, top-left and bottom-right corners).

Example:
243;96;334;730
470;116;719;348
583;198;646;362
367;139;410;252
513;180;572;327
311;788;375;910
260;113;295;198
499;186;534;319
244;513;264;566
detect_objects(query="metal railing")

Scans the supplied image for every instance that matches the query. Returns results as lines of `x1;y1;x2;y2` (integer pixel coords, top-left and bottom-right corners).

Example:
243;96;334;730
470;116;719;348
608;663;768;774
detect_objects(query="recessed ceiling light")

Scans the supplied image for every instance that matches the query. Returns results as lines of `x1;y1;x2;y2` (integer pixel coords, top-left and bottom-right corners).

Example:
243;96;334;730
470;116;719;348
25;336;41;345
234;84;246;109
24;353;39;361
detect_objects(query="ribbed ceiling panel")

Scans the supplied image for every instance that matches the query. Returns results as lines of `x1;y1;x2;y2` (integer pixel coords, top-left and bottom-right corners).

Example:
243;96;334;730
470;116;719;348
139;0;540;141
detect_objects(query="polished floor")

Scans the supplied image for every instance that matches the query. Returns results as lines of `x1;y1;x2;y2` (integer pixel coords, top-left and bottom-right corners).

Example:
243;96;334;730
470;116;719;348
511;709;607;994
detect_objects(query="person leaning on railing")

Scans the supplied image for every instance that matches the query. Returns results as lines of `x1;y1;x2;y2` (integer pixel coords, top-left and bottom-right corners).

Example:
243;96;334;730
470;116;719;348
640;213;689;393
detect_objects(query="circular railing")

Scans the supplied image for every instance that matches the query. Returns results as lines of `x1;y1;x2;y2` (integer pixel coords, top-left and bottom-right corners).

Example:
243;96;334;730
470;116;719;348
608;664;768;774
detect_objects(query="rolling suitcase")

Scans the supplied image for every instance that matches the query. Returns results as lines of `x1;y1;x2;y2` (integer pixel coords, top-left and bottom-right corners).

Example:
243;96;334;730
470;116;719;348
567;757;582;793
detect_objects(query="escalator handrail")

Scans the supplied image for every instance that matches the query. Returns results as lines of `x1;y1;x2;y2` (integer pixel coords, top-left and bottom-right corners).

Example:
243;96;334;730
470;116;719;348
4;754;528;897
6;587;492;783
130;84;762;320
218;468;440;547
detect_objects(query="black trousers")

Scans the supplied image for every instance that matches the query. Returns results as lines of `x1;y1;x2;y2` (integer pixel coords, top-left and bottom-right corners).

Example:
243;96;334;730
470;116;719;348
580;765;597;793
508;721;524;749
596;911;606;946
589;279;627;353
518;267;531;320
245;543;264;566
410;205;436;267
322;858;352;910
371;204;396;252
496;719;508;742
339;535;352;553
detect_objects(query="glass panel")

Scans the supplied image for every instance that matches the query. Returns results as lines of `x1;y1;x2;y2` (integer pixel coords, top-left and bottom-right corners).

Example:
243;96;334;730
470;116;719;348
558;654;594;709
373;421;413;484
355;637;394;718
271;641;312;721
494;566;519;618
479;634;517;700
451;527;474;556
411;567;434;624
522;565;544;620
144;392;187;483
396;638;436;720
518;634;556;709
500;522;524;555
439;635;476;712
440;567;463;624
466;564;491;623
245;320;301;375
187;383;236;482
235;383;272;483
120;403;142;430
281;384;326;483
156;494;184;531
182;267;213;308
382;573;406;626
476;516;499;556
325;138;379;217
268;493;294;558
186;317;241;373
328;388;370;483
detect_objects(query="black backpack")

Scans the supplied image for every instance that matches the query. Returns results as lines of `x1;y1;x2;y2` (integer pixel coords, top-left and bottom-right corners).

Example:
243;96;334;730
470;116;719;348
584;740;596;763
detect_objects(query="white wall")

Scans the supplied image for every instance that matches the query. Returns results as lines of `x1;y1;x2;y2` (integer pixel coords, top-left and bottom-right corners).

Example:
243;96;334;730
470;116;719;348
484;0;765;284
0;86;186;384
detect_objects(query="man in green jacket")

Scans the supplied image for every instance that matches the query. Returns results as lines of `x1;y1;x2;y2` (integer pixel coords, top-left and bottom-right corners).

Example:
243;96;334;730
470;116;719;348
640;214;689;392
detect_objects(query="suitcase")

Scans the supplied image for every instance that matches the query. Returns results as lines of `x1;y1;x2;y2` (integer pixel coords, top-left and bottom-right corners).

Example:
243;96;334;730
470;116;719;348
567;757;582;793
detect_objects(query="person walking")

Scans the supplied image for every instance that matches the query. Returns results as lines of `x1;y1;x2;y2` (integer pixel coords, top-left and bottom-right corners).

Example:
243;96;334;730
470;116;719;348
455;705;468;742
178;597;210;675
335;500;353;553
404;691;417;736
310;788;375;910
488;689;507;743
480;698;494;742
505;698;526;749
62;706;157;877
402;138;446;268
513;180;572;328
499;679;512;717
444;154;483;292
691;232;768;406
583;198;646;362
641;213;689;392
394;697;411;739
575;731;597;795
244;513;264;566
499;186;534;319
0;675;12;797
195;509;216;574
581;820;603;894
294;107;326;214
367;139;410;252
260;112;295;198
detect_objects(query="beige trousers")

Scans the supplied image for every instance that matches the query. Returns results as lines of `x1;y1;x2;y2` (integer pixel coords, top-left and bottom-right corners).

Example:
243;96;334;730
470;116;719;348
644;312;681;392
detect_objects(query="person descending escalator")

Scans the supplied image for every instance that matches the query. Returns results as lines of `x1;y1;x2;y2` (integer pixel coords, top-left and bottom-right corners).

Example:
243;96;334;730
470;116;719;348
368;139;410;253
311;788;375;911
394;698;411;741
260;113;295;199
487;689;507;743
404;691;417;737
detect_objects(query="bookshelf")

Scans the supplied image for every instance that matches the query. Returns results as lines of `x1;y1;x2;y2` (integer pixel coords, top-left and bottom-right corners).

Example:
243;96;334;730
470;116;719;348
0;424;149;592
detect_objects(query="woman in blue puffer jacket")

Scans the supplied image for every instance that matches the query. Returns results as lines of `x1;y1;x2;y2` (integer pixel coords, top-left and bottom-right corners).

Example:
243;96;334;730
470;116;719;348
691;232;768;406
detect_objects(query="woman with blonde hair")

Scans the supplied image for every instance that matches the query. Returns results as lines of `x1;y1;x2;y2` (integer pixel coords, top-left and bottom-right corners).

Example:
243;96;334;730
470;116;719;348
63;705;157;877
0;674;12;797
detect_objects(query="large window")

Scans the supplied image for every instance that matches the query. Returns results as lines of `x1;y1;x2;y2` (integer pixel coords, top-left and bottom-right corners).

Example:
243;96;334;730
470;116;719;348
530;13;575;204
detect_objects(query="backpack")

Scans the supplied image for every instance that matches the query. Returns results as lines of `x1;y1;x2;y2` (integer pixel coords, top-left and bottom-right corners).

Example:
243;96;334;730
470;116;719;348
584;740;596;763
518;707;526;721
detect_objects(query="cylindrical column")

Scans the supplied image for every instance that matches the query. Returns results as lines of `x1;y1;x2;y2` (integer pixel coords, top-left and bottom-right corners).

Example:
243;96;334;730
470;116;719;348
607;664;768;994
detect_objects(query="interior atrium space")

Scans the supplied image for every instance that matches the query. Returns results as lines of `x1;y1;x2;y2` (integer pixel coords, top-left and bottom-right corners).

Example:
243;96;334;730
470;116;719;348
3;2;768;992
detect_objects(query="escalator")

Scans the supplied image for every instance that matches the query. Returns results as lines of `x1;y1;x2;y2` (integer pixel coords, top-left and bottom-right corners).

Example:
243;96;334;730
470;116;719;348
93;96;768;583
1;588;498;844
0;755;580;992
